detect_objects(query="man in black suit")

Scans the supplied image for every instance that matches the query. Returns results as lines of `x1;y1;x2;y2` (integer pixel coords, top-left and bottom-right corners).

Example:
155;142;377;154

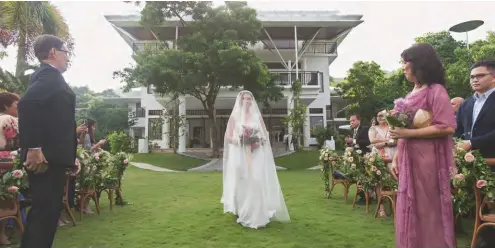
455;60;495;248
18;35;77;248
345;115;371;153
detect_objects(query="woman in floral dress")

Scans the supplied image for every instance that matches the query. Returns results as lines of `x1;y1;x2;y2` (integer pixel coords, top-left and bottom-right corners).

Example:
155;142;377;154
0;92;20;245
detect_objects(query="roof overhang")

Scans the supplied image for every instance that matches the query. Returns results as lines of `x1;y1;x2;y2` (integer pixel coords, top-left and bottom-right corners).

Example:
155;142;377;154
105;10;363;41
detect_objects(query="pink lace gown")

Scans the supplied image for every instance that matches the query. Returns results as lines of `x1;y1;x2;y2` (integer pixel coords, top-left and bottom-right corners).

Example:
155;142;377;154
395;84;456;248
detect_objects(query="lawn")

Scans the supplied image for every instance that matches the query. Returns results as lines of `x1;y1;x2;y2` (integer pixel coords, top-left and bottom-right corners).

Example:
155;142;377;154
51;167;473;248
275;150;321;170
131;153;206;171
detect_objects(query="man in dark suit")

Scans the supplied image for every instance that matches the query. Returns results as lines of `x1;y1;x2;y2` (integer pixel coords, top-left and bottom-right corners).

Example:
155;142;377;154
455;60;495;248
345;115;371;153
18;35;77;248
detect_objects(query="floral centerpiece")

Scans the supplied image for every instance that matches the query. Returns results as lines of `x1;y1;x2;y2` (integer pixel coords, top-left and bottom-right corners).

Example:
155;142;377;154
451;144;495;215
363;150;398;191
0;151;29;200
319;147;340;196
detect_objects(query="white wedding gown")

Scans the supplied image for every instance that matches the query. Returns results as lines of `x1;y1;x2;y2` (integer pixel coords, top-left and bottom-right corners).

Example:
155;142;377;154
221;119;290;229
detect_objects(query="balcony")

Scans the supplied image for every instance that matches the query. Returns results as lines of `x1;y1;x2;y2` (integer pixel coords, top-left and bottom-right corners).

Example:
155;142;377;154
272;71;324;92
262;41;337;54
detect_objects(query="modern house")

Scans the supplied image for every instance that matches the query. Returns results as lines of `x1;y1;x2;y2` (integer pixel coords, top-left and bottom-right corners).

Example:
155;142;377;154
104;10;363;153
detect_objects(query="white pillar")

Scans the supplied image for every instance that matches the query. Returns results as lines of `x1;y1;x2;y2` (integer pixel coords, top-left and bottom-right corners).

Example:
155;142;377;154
178;96;186;153
287;95;294;151
304;108;311;147
162;117;170;149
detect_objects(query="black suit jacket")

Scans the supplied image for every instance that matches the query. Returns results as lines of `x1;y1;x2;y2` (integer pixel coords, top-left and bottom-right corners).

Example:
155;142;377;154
454;93;495;161
352;125;371;153
18;63;77;167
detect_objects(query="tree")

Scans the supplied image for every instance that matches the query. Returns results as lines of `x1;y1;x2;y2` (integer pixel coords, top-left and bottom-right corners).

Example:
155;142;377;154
115;2;282;157
340;61;386;122
0;64;37;94
283;80;306;151
415;31;465;66
0;1;74;76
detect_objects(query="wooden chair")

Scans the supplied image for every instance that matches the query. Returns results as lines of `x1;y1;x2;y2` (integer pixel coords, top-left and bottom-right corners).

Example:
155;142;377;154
470;186;495;248
328;177;355;201
374;185;397;223
352;182;373;214
62;174;76;226
75;188;101;220
97;185;117;211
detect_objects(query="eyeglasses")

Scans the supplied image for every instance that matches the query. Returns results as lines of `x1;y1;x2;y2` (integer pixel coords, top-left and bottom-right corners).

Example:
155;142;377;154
470;73;492;81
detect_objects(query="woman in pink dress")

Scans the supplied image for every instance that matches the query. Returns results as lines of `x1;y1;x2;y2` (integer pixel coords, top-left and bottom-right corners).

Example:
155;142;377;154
389;43;457;248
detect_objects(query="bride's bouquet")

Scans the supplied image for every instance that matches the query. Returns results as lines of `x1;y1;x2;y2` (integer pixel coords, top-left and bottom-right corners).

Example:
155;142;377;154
240;125;266;152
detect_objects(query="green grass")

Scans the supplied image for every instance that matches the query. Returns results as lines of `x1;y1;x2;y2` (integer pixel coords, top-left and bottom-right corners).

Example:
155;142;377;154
49;167;472;248
131;153;206;171
275;150;321;170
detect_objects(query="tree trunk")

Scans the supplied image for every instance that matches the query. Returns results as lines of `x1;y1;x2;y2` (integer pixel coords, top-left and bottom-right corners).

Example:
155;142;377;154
207;104;220;158
15;32;27;77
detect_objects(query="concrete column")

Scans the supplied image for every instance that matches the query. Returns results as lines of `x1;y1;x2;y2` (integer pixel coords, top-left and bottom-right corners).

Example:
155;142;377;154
162;117;170;149
178;96;186;153
304;108;311;147
287;95;294;151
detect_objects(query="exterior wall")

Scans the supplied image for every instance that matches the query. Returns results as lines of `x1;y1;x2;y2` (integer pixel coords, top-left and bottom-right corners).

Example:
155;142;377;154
304;56;330;146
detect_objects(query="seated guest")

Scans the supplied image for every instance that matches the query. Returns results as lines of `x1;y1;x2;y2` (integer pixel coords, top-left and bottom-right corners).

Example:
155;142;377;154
0;92;20;245
455;60;495;248
450;97;464;117
345;115;370;154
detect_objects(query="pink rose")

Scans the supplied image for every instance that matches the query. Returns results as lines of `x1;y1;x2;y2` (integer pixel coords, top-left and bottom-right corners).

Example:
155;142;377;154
8;186;18;193
12;170;23;179
123;159;129;164
464;152;475;163
376;170;382;176
371;166;377;172
476;180;487;188
95;156;100;161
453;174;465;181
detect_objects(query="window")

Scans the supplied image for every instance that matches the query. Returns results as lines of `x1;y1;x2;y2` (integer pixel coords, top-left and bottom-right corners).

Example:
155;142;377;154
148;118;163;140
148;110;163;116
309;108;323;114
309;116;324;138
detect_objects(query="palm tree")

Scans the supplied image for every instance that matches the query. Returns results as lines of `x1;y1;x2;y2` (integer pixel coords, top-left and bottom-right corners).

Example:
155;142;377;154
0;1;73;77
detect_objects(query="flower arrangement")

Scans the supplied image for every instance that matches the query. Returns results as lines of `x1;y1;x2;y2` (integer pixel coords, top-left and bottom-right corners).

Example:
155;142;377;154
240;126;266;151
319;147;340;196
384;98;412;129
342;146;364;180
363;151;398;191
0;151;29;200
451;145;495;215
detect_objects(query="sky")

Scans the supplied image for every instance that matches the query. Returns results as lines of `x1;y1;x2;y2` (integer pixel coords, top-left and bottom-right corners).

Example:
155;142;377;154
1;0;494;92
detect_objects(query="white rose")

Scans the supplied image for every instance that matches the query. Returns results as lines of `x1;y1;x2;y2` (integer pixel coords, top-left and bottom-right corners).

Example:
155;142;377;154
357;150;362;154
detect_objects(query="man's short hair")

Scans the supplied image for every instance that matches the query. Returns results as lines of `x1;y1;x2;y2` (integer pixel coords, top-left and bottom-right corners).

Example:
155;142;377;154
470;60;495;72
350;115;361;120
33;34;65;61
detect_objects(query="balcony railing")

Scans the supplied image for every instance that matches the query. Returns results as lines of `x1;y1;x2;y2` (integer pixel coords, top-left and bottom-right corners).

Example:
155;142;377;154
262;41;337;54
135;107;146;118
272;71;324;92
132;42;166;54
132;40;337;55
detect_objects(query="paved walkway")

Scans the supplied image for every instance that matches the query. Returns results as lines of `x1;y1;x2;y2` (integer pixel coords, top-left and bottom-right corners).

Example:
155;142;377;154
132;162;181;172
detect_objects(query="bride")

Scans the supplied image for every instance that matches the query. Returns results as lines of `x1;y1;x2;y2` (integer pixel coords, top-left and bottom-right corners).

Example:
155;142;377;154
221;90;290;229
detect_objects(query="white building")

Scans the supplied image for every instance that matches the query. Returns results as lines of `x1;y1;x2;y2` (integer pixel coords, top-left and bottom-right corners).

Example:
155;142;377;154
104;10;363;153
